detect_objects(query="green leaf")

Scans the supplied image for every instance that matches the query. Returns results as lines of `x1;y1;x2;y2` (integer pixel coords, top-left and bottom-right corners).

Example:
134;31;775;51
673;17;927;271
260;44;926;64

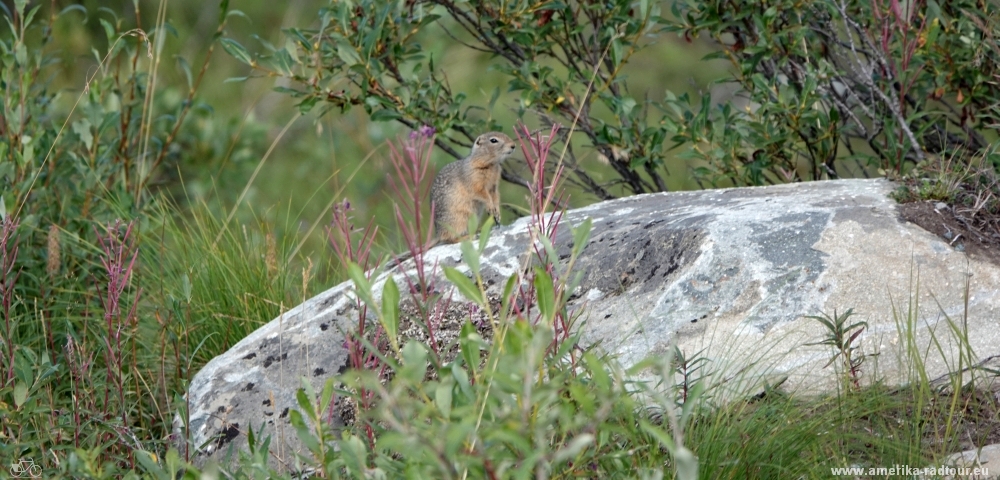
443;267;484;304
320;378;336;420
251;34;277;52
370;109;401;121
272;86;302;95
220;38;253;66
271;48;294;76
571;218;593;257
675;445;699;480
336;43;361;66
459;321;482;376
72;120;93;150
289;408;320;453
488;86;501;111
226;9;251;24
134;450;168;480
639;419;675;450
451;361;471;398
247;423;256;451
611;38;623;65
19;139;33;166
13;381;28;408
381;276;400;342
295;387;316;421
340;433;369;477
400;340;428;383
478;216;494;252
218;0;230;24
460;238;480;276
3;16;15;42
538;233;558;266
346;262;378;314
23;5;41;31
435;379;453;418
175;56;193;90
534;267;556;324
165;448;186;477
181;273;192;303
584;352;611;391
98;18;116;43
362;4;392;59
552;434;594;464
0;155;9;183
618;97;637;117
14;43;27;66
297;96;318;114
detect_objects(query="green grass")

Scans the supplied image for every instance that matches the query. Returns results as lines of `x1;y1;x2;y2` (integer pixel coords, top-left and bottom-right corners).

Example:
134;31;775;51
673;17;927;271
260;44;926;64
141;195;319;368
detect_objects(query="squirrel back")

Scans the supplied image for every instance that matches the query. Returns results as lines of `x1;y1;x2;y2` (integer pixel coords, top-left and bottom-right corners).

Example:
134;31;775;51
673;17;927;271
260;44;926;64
431;132;516;243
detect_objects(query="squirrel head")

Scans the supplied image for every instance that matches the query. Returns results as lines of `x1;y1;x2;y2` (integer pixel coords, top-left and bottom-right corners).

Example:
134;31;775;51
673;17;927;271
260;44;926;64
472;132;516;162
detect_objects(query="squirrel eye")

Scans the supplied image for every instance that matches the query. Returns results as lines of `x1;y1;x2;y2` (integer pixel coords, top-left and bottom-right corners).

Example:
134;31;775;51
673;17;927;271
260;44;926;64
489;137;498;143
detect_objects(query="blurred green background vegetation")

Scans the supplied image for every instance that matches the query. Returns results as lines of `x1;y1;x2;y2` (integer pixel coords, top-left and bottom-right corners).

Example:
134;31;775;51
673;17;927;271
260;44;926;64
9;0;727;257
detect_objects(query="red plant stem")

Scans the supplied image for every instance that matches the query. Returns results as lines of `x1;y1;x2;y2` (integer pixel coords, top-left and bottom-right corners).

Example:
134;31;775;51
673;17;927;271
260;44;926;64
95;219;142;436
387;130;437;295
327;199;386;454
512;123;579;355
386;128;449;359
0;216;21;385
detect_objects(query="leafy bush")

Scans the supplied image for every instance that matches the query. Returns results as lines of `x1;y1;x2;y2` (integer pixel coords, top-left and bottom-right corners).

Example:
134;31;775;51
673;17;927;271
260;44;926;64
222;0;998;197
0;1;276;474
223;0;669;198
669;0;1000;184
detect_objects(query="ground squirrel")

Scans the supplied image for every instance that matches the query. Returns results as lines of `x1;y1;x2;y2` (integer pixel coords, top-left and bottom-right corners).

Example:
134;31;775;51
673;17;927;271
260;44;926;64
431;131;516;243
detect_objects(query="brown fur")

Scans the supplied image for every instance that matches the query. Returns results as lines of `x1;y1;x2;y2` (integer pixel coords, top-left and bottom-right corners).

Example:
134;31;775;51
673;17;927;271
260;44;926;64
431;132;516;243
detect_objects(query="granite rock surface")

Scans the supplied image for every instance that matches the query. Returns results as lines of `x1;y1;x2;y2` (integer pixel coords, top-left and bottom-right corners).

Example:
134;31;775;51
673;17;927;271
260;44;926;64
177;179;1000;468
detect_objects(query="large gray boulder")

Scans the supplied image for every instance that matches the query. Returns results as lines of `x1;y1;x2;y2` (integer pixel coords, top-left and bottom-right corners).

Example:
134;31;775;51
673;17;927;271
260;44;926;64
177;178;1000;467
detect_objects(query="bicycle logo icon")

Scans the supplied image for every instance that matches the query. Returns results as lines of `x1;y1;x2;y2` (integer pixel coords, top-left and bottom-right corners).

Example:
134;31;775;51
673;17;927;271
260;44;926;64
8;458;42;478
